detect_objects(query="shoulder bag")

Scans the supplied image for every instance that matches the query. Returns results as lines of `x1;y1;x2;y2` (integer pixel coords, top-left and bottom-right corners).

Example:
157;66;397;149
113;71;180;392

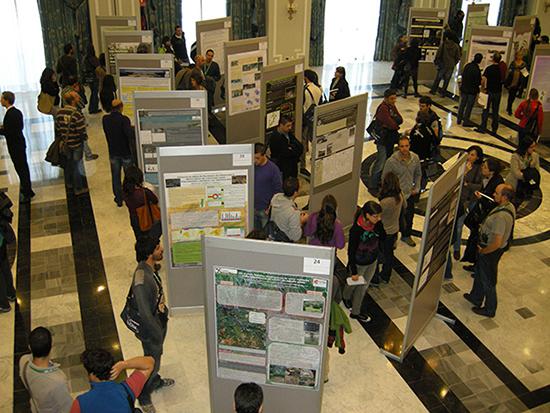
136;189;161;232
37;92;55;115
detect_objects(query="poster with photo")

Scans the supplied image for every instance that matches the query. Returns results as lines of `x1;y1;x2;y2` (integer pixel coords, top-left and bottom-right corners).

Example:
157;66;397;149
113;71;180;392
463;5;489;58
200;28;230;75
410;16;445;62
108;41;141;74
468;36;510;72
265;74;298;143
227;49;267;116
530;55;550;111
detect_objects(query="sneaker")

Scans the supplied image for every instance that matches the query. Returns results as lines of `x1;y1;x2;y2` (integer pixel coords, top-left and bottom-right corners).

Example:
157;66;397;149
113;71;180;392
0;306;11;313
472;306;495;318
155;378;175;391
453;250;461;260
380;277;390;284
350;313;371;323
85;154;99;161
140;404;156;413
343;299;352;310
463;293;480;306
401;236;416;247
7;295;16;302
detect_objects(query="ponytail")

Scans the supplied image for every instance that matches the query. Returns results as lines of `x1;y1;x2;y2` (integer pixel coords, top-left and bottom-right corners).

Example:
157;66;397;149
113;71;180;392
315;195;337;245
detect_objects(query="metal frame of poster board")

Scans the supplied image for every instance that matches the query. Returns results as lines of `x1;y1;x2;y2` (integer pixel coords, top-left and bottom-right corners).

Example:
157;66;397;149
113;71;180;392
462;3;490;67
527;45;550;142
309;94;368;229
96;16;138;53
467;26;513;73
381;154;467;362
407;8;447;82
259;58;304;149
510;16;536;64
104;30;154;74
157;145;254;311
133;90;208;186
224;37;268;144
115;54;175;122
196;17;233;108
202;236;334;413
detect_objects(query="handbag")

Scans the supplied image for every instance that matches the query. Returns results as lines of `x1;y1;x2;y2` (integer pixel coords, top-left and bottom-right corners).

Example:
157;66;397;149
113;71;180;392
366;118;385;142
464;200;488;231
37;92;55;115
136;189;161;232
120;286;141;335
45;136;66;167
263;206;292;242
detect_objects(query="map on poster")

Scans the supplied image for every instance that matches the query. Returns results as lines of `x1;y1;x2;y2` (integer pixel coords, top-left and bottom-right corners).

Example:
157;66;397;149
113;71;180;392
530;56;550;111
468;36;510;71
313;106;357;188
463;6;489;58
137;109;204;185
200;28;230;75
164;170;248;267
227;49;267;116
119;68;172;121
214;266;327;389
265;75;298;144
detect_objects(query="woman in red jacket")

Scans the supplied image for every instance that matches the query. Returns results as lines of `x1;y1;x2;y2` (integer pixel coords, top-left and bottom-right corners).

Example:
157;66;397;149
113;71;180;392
515;88;544;144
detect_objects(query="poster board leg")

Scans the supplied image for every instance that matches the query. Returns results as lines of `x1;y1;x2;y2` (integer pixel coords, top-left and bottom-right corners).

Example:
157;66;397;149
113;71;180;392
435;313;456;325
380;349;403;363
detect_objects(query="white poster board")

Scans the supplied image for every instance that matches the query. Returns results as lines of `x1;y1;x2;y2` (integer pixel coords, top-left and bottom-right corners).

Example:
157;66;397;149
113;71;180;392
118;68;171;120
227;49;267;116
468;35;511;72
200;28;230;75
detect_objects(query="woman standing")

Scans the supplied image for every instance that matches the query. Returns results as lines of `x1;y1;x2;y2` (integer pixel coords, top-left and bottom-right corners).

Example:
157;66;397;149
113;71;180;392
343;201;383;322
39;68;60;115
329;67;350;102
515;88;544;144
506;137;540;201
403;38;421;98
304;195;346;301
378;172;403;283
453;146;484;260
99;75;117;113
84;45;101;114
505;51;527;115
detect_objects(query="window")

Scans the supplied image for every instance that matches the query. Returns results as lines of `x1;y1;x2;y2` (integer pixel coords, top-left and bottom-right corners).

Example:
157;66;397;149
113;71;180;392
0;0;46;92
182;0;226;48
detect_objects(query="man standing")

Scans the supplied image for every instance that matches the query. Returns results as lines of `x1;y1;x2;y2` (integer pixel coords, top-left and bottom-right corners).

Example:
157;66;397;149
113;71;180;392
132;236;175;412
369;89;403;192
476;52;504;135
171;25;189;64
269;116;303;181
19;327;73;413
0;191;16;312
383;136;422;247
254;143;282;230
203;49;222;109
430;31;461;96
464;184;516;317
457;53;483;127
102;99;134;207
418;96;442;159
56;43;77;87
0;91;34;202
56;92;89;195
448;10;465;41
270;177;308;242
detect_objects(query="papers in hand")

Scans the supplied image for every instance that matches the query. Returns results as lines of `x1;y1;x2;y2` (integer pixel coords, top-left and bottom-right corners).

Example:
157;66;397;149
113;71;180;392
346;276;366;286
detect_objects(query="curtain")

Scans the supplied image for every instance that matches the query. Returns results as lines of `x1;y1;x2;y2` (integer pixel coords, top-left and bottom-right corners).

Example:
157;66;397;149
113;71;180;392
143;0;182;49
37;0;91;81
0;0;45;92
309;0;326;66
497;0;527;27
227;0;266;40
374;0;411;61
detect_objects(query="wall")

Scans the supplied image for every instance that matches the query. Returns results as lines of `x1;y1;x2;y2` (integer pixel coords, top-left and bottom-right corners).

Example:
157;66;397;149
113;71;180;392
88;0;141;50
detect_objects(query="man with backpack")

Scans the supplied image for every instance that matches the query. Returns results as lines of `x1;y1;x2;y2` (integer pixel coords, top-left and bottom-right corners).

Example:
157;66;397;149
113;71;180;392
418;96;442;157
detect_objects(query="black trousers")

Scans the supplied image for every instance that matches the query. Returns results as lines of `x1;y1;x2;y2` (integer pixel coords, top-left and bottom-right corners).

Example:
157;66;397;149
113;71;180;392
7;143;32;197
138;318;168;405
480;92;501;132
0;241;15;307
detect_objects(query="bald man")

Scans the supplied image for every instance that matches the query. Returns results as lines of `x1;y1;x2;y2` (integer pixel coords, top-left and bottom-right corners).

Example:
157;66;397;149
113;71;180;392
464;183;516;317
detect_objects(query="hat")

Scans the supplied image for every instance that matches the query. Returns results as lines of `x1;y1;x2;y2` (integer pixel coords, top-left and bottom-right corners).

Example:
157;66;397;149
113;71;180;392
111;99;123;108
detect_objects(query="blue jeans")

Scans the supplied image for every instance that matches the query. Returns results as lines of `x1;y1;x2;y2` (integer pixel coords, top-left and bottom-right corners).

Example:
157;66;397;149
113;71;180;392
469;249;504;315
431;67;454;94
480;92;501;132
64;147;86;192
254;209;269;230
110;156;133;202
370;137;395;189
457;93;476;123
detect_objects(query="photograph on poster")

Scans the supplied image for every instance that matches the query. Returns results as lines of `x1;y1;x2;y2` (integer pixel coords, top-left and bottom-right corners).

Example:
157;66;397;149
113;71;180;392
227;49;267;115
200;28;230;74
137;109;203;184
530;56;550;111
214;266;328;389
108;41;141;73
409;17;445;62
264;75;298;143
468;36;510;71
118;68;171;120
164;171;248;267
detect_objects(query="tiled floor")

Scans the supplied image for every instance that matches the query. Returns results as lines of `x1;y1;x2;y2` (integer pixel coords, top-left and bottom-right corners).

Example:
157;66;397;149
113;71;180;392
0;64;549;413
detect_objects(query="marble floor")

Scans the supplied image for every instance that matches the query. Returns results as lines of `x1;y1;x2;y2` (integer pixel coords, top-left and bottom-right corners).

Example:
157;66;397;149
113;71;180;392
0;65;549;413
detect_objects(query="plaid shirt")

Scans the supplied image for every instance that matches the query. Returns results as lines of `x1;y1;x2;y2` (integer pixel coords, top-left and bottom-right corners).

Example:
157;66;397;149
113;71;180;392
55;105;87;150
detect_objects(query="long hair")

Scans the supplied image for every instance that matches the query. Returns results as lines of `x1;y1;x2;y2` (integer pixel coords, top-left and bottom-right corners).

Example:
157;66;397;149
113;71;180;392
379;172;402;203
525;88;539;116
315;195;338;245
122;165;144;195
102;75;116;93
40;68;55;85
354;201;382;223
466;145;484;165
516;137;535;157
304;69;321;88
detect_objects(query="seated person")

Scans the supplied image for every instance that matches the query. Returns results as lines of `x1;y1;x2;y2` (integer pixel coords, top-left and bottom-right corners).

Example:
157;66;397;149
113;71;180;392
270;177;308;242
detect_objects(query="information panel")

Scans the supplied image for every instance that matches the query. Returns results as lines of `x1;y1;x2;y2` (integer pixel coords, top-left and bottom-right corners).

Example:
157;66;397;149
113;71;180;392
463;4;490;61
119;68;171;120
410;15;445;63
227;49;267;116
137;109;203;184
468;33;511;72
265;74;299;143
200;28;230;75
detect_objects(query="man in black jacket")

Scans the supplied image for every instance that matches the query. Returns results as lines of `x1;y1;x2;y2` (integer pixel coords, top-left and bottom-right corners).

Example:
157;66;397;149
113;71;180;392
457;53;483;127
102;99;134;207
476;52;504;134
132;236;174;413
268;116;303;181
56;43;78;87
0;92;34;202
171;25;189;64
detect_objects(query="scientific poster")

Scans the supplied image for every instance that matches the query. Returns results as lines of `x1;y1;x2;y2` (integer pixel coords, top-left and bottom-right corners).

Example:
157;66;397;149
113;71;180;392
200;28;230;74
265;74;298;144
463;5;489;58
164;170;248;267
530;56;550;111
107;41;140;73
214;266;328;388
118;68;172;121
137;109;204;184
227;49;267;116
313;106;357;188
468;36;510;72
409;16;445;62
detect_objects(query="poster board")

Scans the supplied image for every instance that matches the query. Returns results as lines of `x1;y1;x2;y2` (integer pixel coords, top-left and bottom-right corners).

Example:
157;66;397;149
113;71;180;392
157;145;254;310
104;30;154;74
467;26;513;72
259;59;304;148
203;236;333;413
133;91;208;185
95;15;138;53
462;3;490;65
527;45;550;142
408;8;447;81
115;54;174;121
510;16;536;63
309;94;368;229
225;37;268;144
384;154;466;362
